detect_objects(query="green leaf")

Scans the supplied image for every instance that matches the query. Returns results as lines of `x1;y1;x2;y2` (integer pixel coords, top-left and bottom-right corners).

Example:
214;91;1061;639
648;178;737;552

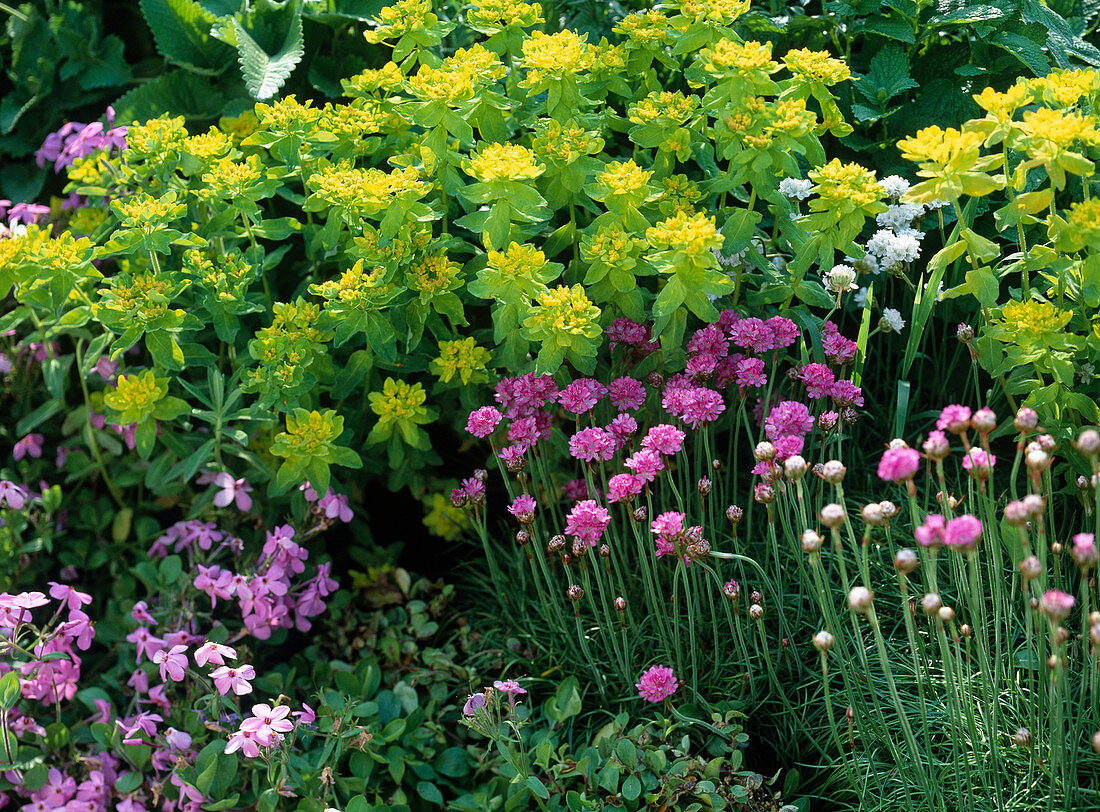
965;266;1000;307
855;46;918;106
525;776;551;800
112;70;226;123
234;2;305;100
140;0;233;74
417;781;444;805
859;15;916;43
621;775;642;802
0;672;20;710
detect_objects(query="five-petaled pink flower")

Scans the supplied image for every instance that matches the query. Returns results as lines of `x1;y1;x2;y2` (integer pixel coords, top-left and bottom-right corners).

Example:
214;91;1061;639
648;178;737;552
13;434;43;461
241;703;294;744
152;645;189;682
195;641;237;667
214;472;253;511
211;664;256;696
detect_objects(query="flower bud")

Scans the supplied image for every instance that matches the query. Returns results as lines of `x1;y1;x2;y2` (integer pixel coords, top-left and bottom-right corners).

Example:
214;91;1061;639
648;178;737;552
548;535;565;553
813;630;835;652
818;412;839;431
697;476;712;496
861;503;885;526
1014;407;1038;434
754;442;776;462
754;483;776;504
1004;500;1029;526
1037;433;1056;452
784;455;808;481
921;593;942;615
1019;556;1042;581
1012;728;1032;748
841;407;858;425
956;323;974;342
711;458;722;471
820;503;846;529
971;408;996;435
922;432;951;460
614;596;626;612
1025;447;1049;472
723;579;740;600
515;530;529;545
894;548;919;574
751;591;764;605
1077;475;1090;492
647;372;664;389
1077;429;1100;457
1090;623;1100;648
822;460;846;484
938;606;955;623
1092;731;1100;754
879;501;898;520
848;587;873;613
1023;494;1044;517
566;584;584;601
749;604;764;621
801;529;823;553
726;505;743;525
599;543;611;558
473;469;488;482
960;623;971;637
571;539;588;557
632;506;648;522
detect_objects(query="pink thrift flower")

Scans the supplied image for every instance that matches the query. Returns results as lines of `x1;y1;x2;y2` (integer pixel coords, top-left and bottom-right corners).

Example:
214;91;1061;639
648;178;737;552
680;387;725;429
1072;533;1098;570
799;363;836;399
687;324;729;358
213;473;253;511
194;642;236;667
607;473;644;503
562;479;597;501
765;316;799;350
915;514;945;548
822;322;858;365
764;401;814;440
636;665;679;702
569;427;615;462
608;377;647;411
1040;589;1075;621
13;433;43;461
558;379;607;414
651;511;684;538
878;447;920;482
729;318;772;353
507;494;537;524
466;406;503;438
829;380;863;408
734;357;766;392
606;414;638;448
771;434;804;463
943;514;982;551
624;448;664;483
211;664;255;696
642;424;686;456
937;404;972;434
564;499;611;547
961;448;995;479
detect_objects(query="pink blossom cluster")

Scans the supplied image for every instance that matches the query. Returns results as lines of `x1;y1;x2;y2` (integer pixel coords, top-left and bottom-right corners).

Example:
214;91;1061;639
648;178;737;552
606;318;660;356
35;108;128;173
635;664;679;702
225;702;314;757
1;584;93;705
915;514;983;551
564;499;611;546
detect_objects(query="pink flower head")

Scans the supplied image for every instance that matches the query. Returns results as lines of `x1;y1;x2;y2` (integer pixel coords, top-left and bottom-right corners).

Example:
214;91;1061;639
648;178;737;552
771;434;804;463
937;405;972;434
822;322;858;365
606;414;638;448
915;514;945;548
241;703;294;744
497;444;527;471
878;447;920;482
734;357;766;392
642;424;686;456
13;433;43;461
564;499;611;547
562;479;597;501
213;473;253;511
224;728;263;757
651;511;684;539
799;364;836;399
492;679;527;701
943;514;982;552
607;473;644;503
607;318;659;355
1072;533;1097;570
829;380;864;408
765;316;799;350
48;582;91;614
729;318;771;353
0;480;28;509
559;379;608;414
294;703;316;725
961;448;996;480
1040;589;1076;621
687;324;729;359
636;665;679;702
680;387;725;429
569;427;615;462
462;692;487;716
466;406;502;438
507;494;537;524
210;664;255;696
624;448;664;483
608;377;647;412
194;642;236;667
922;430;950;459
317;489;353;522
151;645;189;682
764;401;814;440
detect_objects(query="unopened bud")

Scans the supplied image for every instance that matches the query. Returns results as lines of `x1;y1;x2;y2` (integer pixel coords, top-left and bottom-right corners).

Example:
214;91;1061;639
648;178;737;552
1019;556;1042;581
697;476;712;496
921;593;942;615
879;500;898;520
749;604;764;621
754;483;776;504
750;590;763;605
566;584;584;601
861;503;884;526
726;505;743;525
801;529;823;553
956;323;974;342
938;606;955;623
813;630;835;652
1014;407;1038;434
1012;728;1032;748
1077;430;1100;456
820;504;846;528
1004;501;1029;526
754;442;776;462
960;623;971;638
515;530;529;545
632;506;648;522
848;587;873;613
548;535;565;553
784;455;808;480
894;548;919;574
822;460;846;483
971;408;996;435
614;596;626;612
1092;731;1100;754
598;543;611;558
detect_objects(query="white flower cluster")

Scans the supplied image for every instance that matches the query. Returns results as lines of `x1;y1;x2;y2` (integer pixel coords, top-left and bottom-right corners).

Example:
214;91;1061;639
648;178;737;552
879;175;911;199
778;177;813;200
880;307;906;334
876;202;925;232
822;264;858;294
867;228;924;268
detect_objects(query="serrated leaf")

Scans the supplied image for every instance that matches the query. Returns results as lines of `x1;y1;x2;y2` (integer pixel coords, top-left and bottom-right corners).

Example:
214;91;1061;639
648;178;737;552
140;0;234;74
991;31;1050;75
112;70;226;123
859;15;916;43
233;2;305;100
855;46;919;105
928;3;1006;24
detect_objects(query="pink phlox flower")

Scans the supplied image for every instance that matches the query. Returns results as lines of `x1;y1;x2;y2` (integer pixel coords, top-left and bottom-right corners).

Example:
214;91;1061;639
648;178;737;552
558;378;608;414
0;480;28;509
764;401;814;440
298;480;318;501
829;380;864;407
937;404;972;434
492;679;527;706
8;202;50;227
943;514;982;551
569;426;615;462
33;768;76;807
210;664;255;696
126;628;165;664
115;798;145;812
624;448;664;483
240;703;294;745
91;698;112;724
127;669;149;695
117;712;162;745
152;645;188;682
194;565;235;608
57;610;95;650
294;703;316;725
636;665;679;702
317;489;353;522
878;446;921;482
164;726;193;751
608;377;647;412
607;473;644;503
225;727;263;757
564;499;611;547
213;473;253;511
249;566;289;599
93;356;118;380
48;582;91;614
466;406;502;438
642;424;686;456
799;363;836;399
194;642;236;668
145;683;171;712
13;434;43;461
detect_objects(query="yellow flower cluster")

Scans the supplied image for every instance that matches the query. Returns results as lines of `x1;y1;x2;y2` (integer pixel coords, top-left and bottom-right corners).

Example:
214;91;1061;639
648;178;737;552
320;100;391;141
366;0;434;41
11;228;94;277
674;0;750;23
309;163;431;215
526;284;601;336
277;409;344;456
466;0;543;29
449;44;506;82
369;377;429;424
422;492;470;540
521;30;595;83
184;250;253;302
597;160;654;196
407;63;477;103
112;192;186;229
1018;108;1099;150
782;48;851;85
254;95;323;133
313;260;395;310
532;119;604;164
700;39;777;76
808;159;885;208
103;371;167;420
258;299;328;347
409;252;463;295
353;223;431;268
68;206;109;236
484;242;548;283
614;9;671;47
628;91;701;126
200;156;264;200
466;143;544;182
98;273;174;324
430;337;492;384
973;83;1033;121
897;126;985;167
126;116;188;157
1029;69;1097;109
343;62;405;97
218;111;260;142
994;300;1072;347
657;174;704;216
184;128;233;162
647;210;722;257
582;225;646;265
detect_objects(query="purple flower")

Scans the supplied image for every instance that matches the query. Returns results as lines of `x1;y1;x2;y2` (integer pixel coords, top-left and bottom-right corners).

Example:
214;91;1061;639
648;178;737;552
13;433;43;461
636;665;678;702
569;427;615;462
214;473;253;511
943;514;982;551
462;692;487;716
0;480;28;509
607;473;644;503
765;401;813;440
642;424;686;456
799;364;836;399
466;406;503;438
608;377;647;411
507;494;537;525
152;645;189;682
1040;590;1075;621
937;405;972;434
564;499;611;547
558;379;608;414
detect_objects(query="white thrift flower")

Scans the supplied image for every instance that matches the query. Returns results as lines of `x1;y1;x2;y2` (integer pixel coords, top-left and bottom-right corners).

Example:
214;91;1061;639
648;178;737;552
778;178;813;200
927;198;950;210
854;286;870;308
876;203;925;232
881;308;906;334
823;264;858;294
866;228;923;268
847;251;879;276
879;175;911;198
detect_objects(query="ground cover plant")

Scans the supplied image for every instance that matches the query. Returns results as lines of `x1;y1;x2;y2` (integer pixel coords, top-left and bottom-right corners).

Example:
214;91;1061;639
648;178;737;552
3;0;1100;810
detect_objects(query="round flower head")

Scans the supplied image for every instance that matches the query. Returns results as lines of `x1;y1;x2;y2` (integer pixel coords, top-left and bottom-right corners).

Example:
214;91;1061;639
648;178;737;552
466;406;502;438
943;514;982;551
642;424;686;456
607;473;644;503
877;446;920;482
1040;590;1076;621
569;427;615;462
915;514;945;548
635;665;678;702
1072;533;1098;570
937;404;972;434
823;264;858;294
962;447;996;479
564;499;611;547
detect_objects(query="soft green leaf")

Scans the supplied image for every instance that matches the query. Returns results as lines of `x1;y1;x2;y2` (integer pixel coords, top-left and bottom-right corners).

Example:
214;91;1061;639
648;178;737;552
234;3;305;100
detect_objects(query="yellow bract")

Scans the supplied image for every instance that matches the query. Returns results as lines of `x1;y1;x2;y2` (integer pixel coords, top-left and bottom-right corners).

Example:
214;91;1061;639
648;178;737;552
808;159;883;208
466;143;544;182
255;95;322;133
409;252;463;295
370;377;429;422
431;337;492;384
701;39;777;75
646;210;722;257
526;285;601;336
521;30;595;83
782;48;851;85
104;371;167;419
